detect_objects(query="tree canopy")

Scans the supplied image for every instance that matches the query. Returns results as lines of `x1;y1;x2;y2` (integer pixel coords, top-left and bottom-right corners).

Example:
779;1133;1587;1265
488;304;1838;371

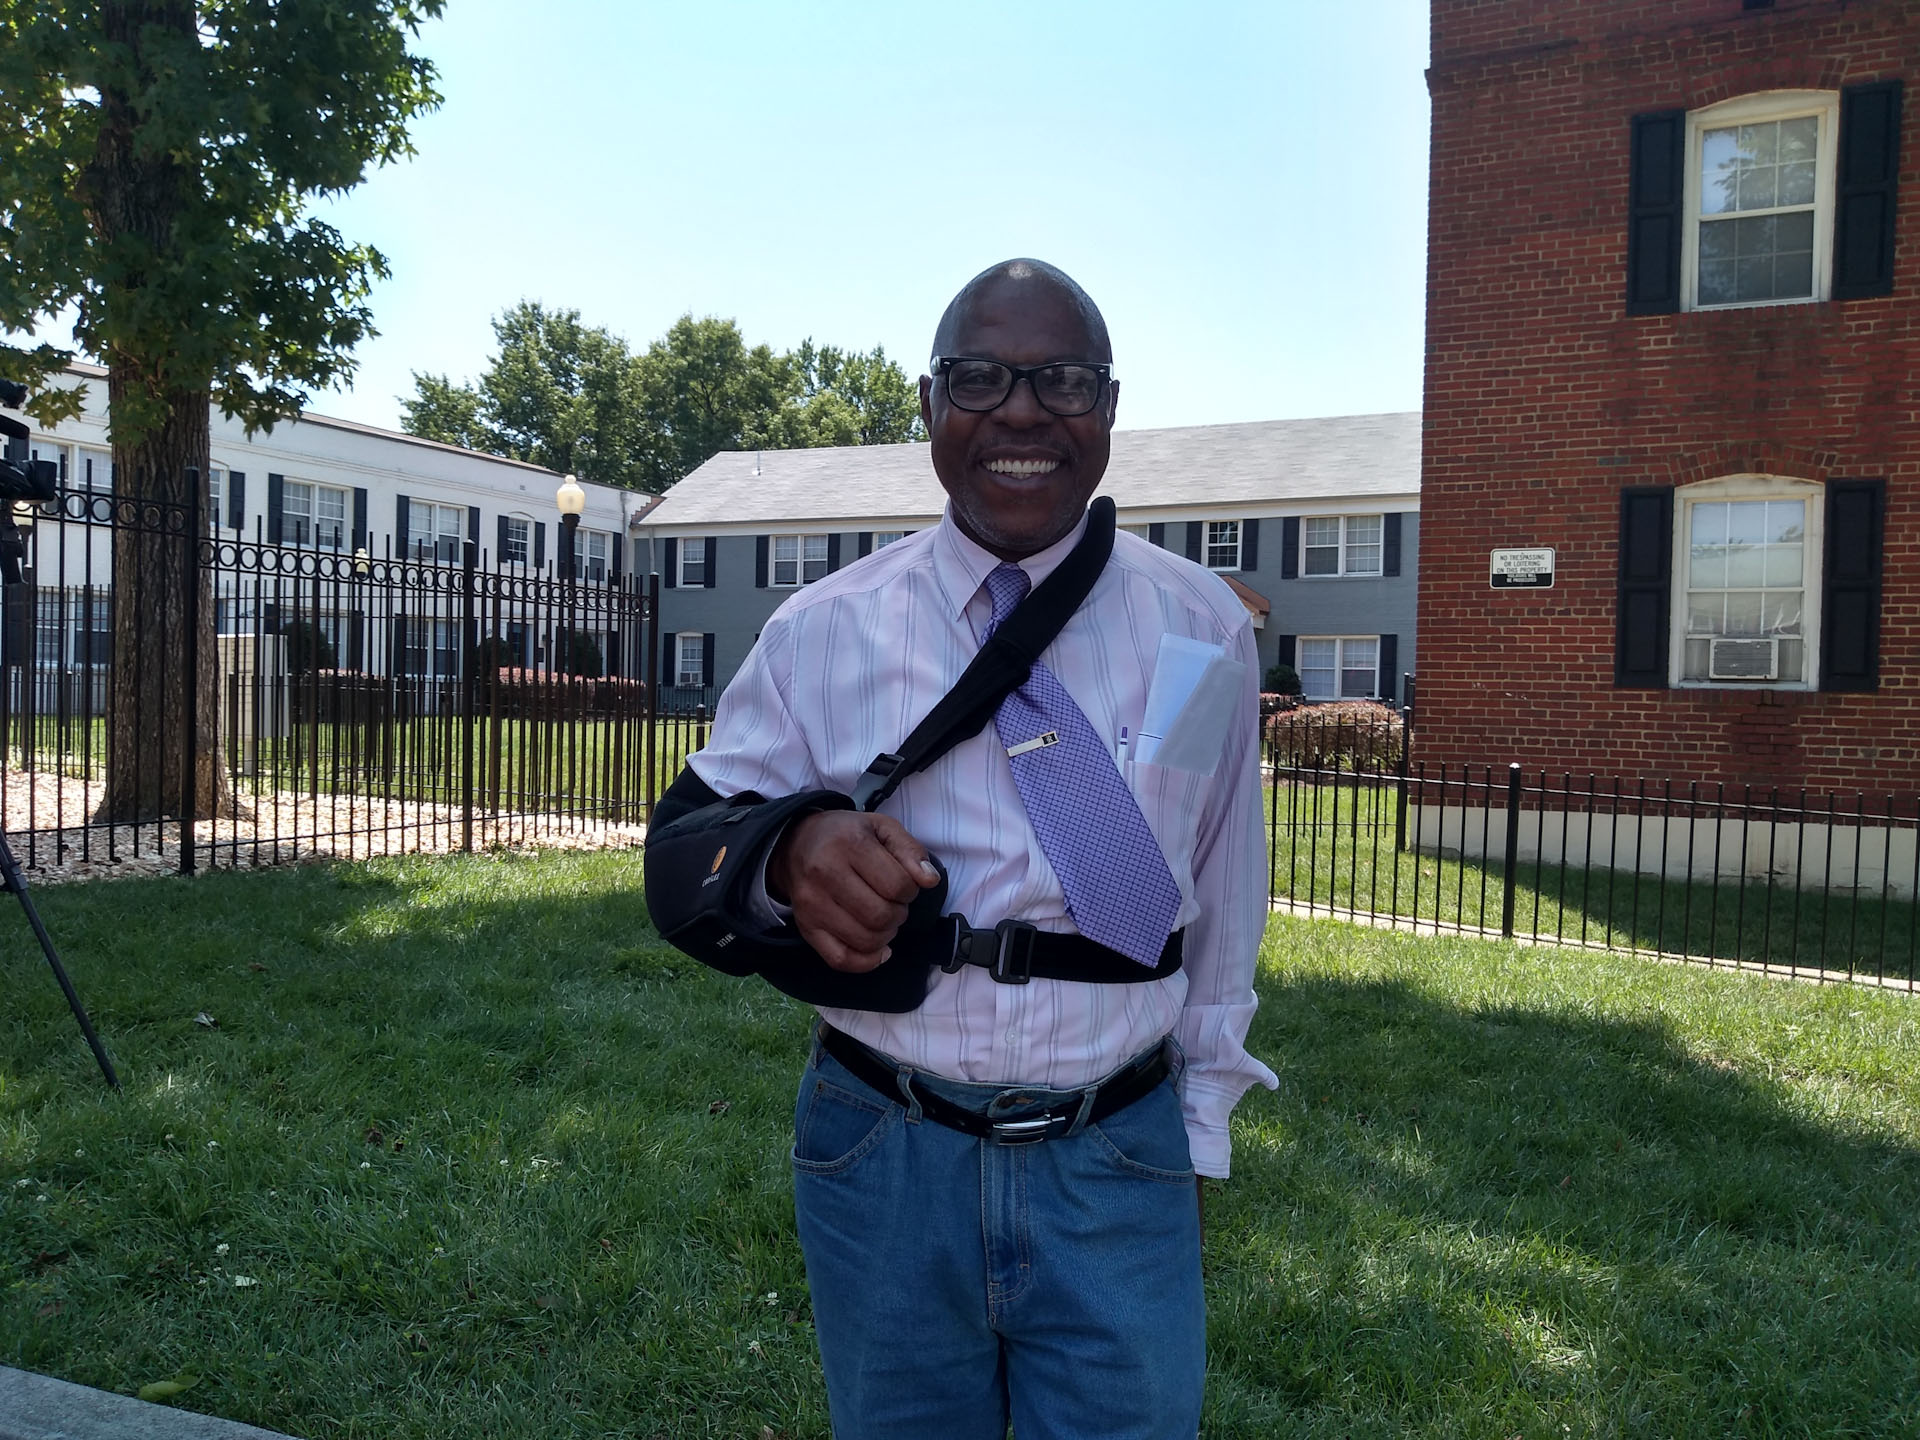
0;0;445;439
402;304;924;492
0;0;445;823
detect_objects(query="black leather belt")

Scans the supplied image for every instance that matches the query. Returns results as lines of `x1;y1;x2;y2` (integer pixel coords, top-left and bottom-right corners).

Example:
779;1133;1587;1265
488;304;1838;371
817;1023;1172;1145
935;916;1183;985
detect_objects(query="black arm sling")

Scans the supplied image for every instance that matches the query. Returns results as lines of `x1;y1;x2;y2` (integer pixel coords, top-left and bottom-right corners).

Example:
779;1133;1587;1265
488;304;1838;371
643;497;1176;1012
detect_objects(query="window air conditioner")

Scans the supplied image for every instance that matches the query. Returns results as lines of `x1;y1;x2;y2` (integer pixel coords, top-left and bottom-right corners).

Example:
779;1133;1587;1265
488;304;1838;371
1707;636;1779;681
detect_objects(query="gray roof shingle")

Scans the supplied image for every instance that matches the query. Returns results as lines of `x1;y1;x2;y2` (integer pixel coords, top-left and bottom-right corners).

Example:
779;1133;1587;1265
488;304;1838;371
640;412;1419;530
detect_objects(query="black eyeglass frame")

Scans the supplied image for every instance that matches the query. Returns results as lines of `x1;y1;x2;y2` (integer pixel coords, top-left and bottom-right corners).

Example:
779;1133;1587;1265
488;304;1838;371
930;356;1116;417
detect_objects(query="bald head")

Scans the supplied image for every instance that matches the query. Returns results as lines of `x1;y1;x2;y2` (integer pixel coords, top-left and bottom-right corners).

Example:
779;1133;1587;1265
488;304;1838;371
931;259;1112;365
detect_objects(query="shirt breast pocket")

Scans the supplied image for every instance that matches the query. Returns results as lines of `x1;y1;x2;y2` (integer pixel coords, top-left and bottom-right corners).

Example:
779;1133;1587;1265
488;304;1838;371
1127;758;1210;889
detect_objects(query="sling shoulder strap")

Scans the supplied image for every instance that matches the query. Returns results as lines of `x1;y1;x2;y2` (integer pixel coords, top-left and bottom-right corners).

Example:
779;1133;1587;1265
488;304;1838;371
850;496;1117;812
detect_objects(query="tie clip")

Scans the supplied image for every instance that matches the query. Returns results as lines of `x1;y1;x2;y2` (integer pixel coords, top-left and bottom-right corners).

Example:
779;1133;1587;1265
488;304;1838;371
1005;731;1060;759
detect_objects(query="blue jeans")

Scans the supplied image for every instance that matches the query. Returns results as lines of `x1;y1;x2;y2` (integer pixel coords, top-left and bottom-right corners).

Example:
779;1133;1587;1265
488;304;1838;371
790;1032;1205;1440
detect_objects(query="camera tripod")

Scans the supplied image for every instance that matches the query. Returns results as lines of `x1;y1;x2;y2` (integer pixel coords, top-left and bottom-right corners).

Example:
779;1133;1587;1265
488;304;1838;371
0;821;119;1088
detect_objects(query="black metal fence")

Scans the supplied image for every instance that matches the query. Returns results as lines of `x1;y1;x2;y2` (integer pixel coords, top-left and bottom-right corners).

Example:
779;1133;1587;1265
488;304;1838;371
1266;703;1920;991
0;482;699;874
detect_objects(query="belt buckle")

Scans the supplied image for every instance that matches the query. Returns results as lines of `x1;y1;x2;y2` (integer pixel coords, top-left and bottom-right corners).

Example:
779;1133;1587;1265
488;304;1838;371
989;919;1036;984
990;1116;1055;1145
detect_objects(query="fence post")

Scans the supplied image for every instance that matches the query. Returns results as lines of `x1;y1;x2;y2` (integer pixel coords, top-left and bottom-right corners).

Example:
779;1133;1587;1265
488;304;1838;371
1501;761;1522;937
460;538;477;853
179;468;200;877
643;571;658;820
1394;703;1410;852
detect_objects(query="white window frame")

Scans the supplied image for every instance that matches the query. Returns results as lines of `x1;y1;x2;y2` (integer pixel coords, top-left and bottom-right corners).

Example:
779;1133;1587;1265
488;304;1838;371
1205;520;1242;572
872;530;907;550
76;448;111;493
282;479;350;550
1297;636;1381;701
572;527;610;583
28;440;70;489
206;466;225;529
410;501;466;563
1682;90;1839;313
1669;473;1822;691
676;633;707;688
1301;514;1383;577
678;538;707;587
503;516;530;566
772;533;829;587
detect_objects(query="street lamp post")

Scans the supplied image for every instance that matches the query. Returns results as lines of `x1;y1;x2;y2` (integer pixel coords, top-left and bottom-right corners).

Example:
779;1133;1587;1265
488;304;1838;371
555;475;585;676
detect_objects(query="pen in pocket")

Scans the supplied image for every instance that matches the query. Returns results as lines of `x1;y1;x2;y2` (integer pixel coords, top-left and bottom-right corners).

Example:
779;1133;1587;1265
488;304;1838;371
1117;725;1130;772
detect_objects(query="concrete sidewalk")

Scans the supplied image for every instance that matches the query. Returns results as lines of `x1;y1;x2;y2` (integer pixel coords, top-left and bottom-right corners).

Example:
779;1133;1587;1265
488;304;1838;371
0;1368;297;1440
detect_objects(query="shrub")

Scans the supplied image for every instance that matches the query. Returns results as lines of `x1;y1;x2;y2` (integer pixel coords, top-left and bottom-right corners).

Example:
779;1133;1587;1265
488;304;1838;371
277;619;337;674
1266;699;1404;769
1263;662;1302;696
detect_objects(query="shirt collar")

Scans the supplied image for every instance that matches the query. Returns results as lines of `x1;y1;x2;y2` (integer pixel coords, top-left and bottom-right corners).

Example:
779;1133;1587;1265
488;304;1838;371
930;505;1094;619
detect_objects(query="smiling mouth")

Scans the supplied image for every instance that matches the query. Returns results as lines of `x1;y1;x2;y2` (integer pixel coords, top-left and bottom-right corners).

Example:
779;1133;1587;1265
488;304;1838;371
983;458;1062;477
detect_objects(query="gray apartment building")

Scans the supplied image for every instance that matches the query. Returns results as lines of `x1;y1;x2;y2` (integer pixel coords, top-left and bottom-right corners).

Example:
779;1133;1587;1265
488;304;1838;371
638;413;1420;706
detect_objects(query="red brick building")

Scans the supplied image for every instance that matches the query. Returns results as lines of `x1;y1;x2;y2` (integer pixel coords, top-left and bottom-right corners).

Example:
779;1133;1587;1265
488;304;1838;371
1420;0;1915;792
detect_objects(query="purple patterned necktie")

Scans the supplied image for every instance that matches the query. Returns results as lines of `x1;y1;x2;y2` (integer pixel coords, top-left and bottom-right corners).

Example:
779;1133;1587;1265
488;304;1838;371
983;562;1181;966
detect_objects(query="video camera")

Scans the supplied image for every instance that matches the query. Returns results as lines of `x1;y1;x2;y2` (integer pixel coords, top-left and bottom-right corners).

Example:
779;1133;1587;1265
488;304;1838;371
0;379;60;505
0;380;58;587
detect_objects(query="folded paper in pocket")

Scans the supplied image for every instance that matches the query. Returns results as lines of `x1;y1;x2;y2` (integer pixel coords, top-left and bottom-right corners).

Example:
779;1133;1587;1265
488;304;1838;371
1134;634;1245;774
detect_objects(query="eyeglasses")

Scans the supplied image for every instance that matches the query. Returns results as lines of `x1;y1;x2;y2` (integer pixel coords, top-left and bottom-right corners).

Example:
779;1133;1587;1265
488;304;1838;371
931;356;1114;417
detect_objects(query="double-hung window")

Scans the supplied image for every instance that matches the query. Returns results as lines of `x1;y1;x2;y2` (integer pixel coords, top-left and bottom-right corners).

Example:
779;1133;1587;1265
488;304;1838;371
872;530;907;550
410;501;466;563
678;538;707;587
1683;92;1838;310
1673;477;1821;688
772;533;829;587
572;528;610;583
1302;514;1383;576
283;480;349;549
207;467;226;530
676;633;707;688
503;517;530;566
1205;520;1241;571
1297;637;1380;701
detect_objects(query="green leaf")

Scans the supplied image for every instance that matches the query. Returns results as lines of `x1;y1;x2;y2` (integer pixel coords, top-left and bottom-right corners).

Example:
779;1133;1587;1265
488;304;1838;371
137;1371;201;1403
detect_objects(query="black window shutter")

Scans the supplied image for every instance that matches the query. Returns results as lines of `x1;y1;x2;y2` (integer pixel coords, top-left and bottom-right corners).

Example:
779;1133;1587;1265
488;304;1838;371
226;471;246;531
1148;522;1165;548
701;633;716;688
663;538;678;588
353;487;368;551
1378;634;1398;702
1383;513;1403;577
267;473;285;543
1185;523;1202;562
1834;81;1903;301
704;536;717;588
1822;478;1885;690
533;520;546;569
1241;518;1259;570
1280;517;1300;579
497;515;509;562
857;532;873;559
1276;634;1296;669
661;632;675;687
1626;110;1686;315
1615;486;1674;686
467;506;479;545
611;534;624;582
827;533;842;572
755;535;769;588
396;494;411;557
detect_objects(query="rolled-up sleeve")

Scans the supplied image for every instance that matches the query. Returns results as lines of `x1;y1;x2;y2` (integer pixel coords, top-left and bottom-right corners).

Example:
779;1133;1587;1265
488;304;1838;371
1172;618;1279;1179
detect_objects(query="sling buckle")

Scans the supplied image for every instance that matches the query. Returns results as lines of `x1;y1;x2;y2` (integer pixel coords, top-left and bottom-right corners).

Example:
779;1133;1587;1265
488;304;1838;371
941;915;1038;984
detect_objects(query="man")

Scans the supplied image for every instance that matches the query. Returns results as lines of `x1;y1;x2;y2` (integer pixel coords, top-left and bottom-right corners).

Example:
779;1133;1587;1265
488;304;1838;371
674;259;1275;1438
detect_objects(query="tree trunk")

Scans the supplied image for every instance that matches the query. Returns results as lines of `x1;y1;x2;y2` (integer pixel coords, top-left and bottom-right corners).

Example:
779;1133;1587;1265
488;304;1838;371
88;1;232;825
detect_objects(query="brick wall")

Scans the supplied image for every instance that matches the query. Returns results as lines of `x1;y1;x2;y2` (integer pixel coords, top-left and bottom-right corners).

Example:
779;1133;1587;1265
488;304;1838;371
1420;0;1920;793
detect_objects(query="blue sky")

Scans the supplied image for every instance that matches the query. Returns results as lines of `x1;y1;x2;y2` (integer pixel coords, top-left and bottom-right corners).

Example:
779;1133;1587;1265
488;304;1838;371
314;0;1432;435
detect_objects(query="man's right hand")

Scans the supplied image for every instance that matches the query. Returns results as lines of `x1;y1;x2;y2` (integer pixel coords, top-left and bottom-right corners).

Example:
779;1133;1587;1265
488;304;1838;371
767;811;942;972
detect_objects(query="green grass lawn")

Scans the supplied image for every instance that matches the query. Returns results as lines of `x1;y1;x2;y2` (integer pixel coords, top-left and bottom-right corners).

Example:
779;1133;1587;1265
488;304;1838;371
3;853;1918;1438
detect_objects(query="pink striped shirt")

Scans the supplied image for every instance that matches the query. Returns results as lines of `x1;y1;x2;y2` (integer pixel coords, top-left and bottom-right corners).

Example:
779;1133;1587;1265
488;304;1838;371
689;509;1277;1177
